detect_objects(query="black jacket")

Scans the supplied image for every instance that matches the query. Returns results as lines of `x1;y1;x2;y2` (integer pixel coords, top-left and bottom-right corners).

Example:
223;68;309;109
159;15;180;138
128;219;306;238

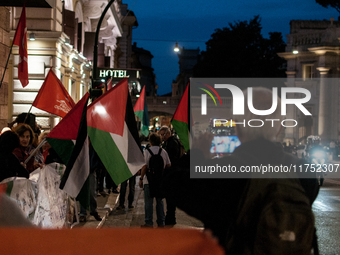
0;152;29;182
162;138;319;247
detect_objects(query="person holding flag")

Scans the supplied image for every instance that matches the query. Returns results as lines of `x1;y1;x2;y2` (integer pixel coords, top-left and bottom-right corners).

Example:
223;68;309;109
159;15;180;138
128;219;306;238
13;124;42;173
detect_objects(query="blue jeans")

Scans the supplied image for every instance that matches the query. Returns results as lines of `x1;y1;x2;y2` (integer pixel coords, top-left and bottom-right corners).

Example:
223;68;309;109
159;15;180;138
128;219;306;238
143;184;165;226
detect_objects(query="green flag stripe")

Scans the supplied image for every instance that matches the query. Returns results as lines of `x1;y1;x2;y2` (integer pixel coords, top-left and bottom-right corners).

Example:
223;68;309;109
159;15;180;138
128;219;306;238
171;119;189;151
46;137;75;165
6;181;13;196
135;110;149;137
141;125;149;137
135;110;143;120
87;126;133;184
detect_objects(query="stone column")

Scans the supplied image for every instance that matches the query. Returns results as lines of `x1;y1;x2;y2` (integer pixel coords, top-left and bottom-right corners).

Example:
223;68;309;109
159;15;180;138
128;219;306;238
317;67;331;142
284;71;297;145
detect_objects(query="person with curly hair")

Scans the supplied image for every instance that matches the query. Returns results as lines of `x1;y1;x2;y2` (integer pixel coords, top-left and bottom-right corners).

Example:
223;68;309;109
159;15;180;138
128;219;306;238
13;124;42;173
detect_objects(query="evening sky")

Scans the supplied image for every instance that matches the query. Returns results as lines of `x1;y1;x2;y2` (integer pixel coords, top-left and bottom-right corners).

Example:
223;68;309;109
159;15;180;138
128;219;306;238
122;0;339;95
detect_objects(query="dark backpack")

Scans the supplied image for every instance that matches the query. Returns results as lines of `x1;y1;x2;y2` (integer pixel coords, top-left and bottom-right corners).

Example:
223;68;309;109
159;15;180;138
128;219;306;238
225;154;318;255
146;147;164;198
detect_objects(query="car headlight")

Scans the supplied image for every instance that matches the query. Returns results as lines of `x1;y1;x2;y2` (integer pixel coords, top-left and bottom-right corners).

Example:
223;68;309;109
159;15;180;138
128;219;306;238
312;150;326;159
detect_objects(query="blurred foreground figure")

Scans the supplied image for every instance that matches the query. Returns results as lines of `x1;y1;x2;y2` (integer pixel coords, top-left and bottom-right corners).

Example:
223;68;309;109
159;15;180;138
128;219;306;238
0;131;29;182
0;193;33;227
162;87;319;254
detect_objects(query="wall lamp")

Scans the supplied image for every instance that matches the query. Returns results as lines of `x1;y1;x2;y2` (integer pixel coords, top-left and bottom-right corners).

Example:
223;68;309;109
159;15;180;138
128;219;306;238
29;33;35;41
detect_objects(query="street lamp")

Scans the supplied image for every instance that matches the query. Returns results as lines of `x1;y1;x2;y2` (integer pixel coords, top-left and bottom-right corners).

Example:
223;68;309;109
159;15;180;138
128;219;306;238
174;42;180;53
91;0;115;99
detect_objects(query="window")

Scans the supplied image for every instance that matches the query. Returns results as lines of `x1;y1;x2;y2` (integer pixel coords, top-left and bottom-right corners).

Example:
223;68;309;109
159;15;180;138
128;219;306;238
302;64;314;80
69;79;76;100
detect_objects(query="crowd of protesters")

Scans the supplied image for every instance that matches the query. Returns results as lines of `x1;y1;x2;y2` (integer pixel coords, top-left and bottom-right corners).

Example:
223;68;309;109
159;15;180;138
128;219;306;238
1;85;322;255
0;115;118;223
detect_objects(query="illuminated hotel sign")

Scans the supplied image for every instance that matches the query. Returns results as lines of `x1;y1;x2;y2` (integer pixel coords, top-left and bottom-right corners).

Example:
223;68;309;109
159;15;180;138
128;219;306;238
97;69;140;79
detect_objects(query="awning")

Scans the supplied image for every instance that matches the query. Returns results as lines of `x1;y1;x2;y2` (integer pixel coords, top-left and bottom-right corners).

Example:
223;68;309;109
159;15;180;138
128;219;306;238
0;0;52;8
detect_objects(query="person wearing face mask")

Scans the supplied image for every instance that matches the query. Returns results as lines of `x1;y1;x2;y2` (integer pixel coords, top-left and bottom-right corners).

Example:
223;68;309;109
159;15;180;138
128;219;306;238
13;124;42;173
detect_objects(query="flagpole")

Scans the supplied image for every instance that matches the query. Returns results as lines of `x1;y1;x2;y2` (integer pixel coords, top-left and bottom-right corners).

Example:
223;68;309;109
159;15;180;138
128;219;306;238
0;43;14;89
24;138;47;164
23;105;33;123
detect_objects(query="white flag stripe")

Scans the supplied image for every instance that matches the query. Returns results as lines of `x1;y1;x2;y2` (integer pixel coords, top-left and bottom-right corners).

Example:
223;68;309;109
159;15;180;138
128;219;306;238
62;136;90;198
111;122;144;175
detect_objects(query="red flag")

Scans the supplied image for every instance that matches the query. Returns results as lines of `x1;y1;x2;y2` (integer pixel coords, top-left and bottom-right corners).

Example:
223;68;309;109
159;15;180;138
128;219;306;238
32;69;75;118
13;5;29;88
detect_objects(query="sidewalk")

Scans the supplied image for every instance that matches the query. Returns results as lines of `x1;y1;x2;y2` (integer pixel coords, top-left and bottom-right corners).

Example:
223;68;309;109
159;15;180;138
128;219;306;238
103;184;204;229
74;182;204;229
73;189;120;229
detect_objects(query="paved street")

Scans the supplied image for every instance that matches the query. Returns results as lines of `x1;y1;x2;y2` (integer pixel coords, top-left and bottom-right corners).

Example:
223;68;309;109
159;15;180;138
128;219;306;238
313;179;340;255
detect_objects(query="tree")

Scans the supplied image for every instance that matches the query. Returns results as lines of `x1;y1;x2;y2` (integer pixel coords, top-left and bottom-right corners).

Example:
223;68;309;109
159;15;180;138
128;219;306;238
316;0;340;13
193;16;286;78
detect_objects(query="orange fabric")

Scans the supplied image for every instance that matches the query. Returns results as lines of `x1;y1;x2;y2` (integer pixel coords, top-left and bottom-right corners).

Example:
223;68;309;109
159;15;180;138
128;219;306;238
0;228;224;255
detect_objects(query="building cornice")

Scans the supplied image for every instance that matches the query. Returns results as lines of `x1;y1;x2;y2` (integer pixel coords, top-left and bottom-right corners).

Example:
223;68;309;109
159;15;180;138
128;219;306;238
308;46;340;55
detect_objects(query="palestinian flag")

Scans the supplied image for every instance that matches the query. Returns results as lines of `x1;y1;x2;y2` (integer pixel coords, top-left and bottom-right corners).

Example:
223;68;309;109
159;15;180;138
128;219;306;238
47;93;90;198
134;85;149;137
171;83;190;151
87;78;144;185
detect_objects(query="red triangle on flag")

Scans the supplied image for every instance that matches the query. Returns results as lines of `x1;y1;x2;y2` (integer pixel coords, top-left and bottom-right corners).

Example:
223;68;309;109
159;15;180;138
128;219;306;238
47;93;89;140
87;79;128;136
172;84;189;124
32;69;75;118
133;86;146;112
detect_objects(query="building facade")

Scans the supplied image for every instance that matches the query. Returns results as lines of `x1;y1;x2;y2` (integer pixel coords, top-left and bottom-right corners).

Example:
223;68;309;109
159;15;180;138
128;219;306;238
0;6;11;129
131;42;156;96
172;47;200;97
278;18;340;145
0;0;140;131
